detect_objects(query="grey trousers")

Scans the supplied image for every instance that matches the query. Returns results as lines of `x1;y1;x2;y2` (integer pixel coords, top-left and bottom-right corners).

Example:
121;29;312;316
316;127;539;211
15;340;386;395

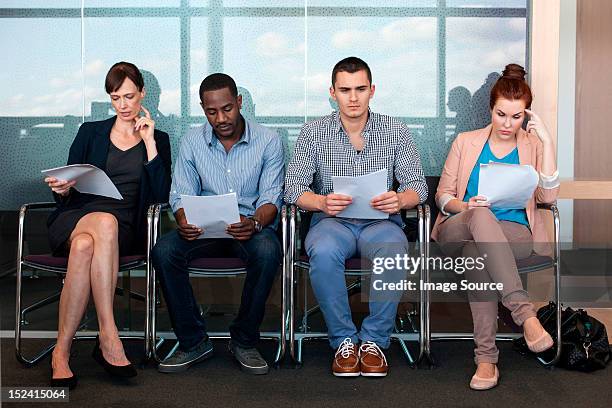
437;207;537;364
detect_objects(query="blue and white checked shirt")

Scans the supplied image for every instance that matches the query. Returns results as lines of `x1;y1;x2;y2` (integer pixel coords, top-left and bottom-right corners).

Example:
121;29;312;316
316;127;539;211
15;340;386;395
284;110;427;205
169;118;285;217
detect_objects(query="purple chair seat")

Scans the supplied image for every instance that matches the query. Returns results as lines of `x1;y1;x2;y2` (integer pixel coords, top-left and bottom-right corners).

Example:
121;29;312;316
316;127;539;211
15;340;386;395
298;255;372;270
23;254;146;271
516;255;554;273
187;257;247;270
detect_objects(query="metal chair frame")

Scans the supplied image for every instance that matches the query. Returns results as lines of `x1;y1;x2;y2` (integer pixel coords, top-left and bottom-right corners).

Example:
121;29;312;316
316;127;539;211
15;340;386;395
15;202;154;367
284;204;434;367
146;204;288;366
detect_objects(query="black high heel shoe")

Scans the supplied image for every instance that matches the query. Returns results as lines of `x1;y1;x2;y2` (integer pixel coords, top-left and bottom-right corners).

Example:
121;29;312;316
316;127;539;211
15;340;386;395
50;357;78;390
92;335;137;378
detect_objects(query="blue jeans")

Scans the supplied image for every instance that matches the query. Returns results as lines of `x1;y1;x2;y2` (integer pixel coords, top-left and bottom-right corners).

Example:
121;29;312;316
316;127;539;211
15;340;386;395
305;213;409;349
152;228;281;351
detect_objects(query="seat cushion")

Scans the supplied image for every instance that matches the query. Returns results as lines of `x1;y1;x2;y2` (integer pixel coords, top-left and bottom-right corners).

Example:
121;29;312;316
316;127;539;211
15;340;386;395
516;255;554;273
23;254;146;271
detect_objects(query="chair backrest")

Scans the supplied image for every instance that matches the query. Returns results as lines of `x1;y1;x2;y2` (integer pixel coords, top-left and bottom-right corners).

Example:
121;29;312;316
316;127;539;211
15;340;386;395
425;176;441;233
297;210;313;256
401;176;441;240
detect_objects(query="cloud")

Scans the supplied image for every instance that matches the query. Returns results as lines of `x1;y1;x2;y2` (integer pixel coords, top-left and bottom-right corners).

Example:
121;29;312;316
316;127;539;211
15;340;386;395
84;59;105;77
332;18;436;51
332;30;373;49
255;32;304;58
306;72;329;94
159;87;180;115
481;40;525;68
192;48;207;64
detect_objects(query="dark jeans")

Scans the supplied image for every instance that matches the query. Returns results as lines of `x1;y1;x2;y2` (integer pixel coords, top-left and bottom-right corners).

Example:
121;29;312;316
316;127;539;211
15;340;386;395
151;228;282;351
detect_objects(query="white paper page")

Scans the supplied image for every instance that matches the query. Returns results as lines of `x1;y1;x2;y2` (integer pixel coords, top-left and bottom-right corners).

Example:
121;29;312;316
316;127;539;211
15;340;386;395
180;193;241;239
332;169;388;220
478;162;539;209
41;164;123;200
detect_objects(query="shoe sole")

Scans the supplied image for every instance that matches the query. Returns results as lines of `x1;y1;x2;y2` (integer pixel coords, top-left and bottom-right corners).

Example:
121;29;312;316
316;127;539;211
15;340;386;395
238;363;269;375
361;372;388;377
157;347;213;373
332;371;361;377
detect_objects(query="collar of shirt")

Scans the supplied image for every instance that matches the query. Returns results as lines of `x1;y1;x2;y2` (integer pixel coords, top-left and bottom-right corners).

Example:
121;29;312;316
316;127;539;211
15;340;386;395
331;108;377;139
201;116;251;148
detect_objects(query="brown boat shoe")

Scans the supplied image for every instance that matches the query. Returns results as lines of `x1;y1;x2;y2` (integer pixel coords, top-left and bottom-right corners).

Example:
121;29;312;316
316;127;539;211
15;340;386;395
359;341;388;377
332;338;360;377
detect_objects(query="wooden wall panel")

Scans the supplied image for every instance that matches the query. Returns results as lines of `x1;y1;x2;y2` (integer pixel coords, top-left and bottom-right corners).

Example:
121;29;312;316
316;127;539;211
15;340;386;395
574;0;612;245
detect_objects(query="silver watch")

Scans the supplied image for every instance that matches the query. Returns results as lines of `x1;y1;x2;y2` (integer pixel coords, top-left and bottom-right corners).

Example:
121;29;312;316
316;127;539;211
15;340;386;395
251;217;262;233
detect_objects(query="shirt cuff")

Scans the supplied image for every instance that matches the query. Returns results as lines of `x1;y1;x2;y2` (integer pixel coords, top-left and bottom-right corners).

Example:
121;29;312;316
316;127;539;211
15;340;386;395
539;170;560;189
169;192;182;213
398;181;428;204
256;198;282;212
283;186;312;205
438;193;455;216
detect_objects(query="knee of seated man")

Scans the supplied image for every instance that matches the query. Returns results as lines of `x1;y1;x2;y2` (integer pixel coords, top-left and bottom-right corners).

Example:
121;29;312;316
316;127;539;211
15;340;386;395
151;232;181;267
251;233;282;264
306;234;347;260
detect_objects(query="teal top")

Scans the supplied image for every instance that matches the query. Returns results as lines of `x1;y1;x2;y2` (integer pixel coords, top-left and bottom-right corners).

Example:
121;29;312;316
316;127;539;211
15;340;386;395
463;141;529;226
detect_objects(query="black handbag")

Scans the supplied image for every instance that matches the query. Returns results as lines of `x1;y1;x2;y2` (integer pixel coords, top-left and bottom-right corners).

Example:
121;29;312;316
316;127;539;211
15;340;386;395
513;302;611;371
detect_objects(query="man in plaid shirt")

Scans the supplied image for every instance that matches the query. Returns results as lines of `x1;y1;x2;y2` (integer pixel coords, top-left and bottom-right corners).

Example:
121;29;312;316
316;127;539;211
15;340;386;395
284;57;427;377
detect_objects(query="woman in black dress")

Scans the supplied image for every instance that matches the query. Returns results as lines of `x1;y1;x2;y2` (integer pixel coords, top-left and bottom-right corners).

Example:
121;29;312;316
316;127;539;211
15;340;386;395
44;62;171;388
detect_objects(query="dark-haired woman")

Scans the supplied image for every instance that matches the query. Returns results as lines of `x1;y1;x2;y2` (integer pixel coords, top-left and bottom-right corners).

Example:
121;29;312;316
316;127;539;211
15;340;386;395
432;64;559;390
44;62;172;388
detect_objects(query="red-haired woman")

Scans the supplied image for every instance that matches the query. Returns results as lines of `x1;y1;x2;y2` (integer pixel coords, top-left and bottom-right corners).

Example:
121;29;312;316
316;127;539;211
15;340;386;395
44;62;172;389
432;64;559;390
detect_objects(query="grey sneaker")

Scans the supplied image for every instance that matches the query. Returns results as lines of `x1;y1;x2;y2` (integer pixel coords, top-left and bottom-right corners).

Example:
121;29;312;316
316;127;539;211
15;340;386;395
228;341;269;375
158;337;213;373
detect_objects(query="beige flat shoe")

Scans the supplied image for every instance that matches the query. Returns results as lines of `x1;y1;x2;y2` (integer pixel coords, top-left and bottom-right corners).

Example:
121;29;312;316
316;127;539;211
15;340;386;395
470;366;499;391
525;329;554;353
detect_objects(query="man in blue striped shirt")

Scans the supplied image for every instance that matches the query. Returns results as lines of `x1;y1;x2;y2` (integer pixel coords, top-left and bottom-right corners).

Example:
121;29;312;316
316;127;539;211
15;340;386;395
152;74;284;375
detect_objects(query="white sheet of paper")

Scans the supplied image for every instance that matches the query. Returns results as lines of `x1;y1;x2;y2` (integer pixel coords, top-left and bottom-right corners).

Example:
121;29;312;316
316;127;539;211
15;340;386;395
478;162;539;209
332;169;388;220
180;193;241;239
41;164;123;200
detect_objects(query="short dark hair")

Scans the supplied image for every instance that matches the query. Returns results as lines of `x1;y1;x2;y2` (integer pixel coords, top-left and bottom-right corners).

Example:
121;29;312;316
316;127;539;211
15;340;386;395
105;61;144;94
331;57;372;87
199;73;238;101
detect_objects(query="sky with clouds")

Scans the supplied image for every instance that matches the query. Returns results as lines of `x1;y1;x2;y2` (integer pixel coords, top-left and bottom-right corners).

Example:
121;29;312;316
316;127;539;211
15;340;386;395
0;1;526;119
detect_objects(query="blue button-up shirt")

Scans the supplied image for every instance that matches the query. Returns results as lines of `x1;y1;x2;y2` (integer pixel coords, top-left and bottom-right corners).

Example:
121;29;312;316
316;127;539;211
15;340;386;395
169;118;285;218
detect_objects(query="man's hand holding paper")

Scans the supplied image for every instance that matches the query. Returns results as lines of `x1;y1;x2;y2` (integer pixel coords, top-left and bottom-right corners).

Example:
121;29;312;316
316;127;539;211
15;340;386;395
331;169;389;219
180;193;241;239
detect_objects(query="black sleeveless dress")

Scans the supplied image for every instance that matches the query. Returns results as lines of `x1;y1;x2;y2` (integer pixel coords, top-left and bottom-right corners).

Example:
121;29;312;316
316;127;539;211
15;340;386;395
48;141;145;256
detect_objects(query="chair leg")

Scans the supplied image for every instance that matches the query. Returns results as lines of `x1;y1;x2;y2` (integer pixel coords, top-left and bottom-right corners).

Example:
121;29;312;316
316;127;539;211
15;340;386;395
15;260;57;366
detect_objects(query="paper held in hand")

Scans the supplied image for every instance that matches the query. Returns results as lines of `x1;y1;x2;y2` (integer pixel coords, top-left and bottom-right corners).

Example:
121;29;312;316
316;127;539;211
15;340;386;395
332;168;388;219
41;164;123;200
180;193;241;239
478;162;539;209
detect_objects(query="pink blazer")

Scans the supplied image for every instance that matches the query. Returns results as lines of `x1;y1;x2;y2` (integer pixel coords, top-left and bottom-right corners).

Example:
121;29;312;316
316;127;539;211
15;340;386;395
431;125;559;255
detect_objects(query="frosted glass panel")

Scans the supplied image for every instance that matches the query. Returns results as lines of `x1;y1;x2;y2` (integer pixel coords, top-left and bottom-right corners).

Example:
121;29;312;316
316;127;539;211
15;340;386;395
0;1;529;207
447;0;526;7
0;18;82;209
223;17;305;118
446;17;527;127
307;17;437;118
